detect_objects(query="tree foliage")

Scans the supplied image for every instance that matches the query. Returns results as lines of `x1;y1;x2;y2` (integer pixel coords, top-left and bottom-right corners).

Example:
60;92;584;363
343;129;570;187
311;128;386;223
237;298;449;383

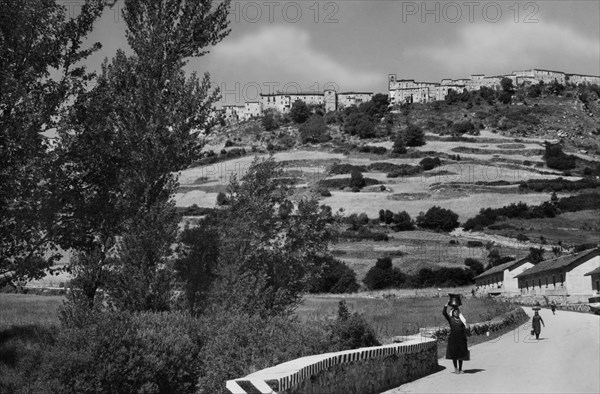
299;114;331;144
344;112;376;138
208;158;338;316
56;0;230;306
363;257;407;290
416;206;459;232
402;123;425;147
0;0;105;286
290;100;311;123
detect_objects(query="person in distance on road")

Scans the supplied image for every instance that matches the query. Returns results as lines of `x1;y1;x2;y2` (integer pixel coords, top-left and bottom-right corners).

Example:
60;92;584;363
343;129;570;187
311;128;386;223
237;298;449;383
532;309;545;340
443;303;470;374
550;301;556;315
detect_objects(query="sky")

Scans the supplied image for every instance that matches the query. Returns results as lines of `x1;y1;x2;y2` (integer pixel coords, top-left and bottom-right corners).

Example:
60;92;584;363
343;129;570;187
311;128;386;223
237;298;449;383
68;0;600;105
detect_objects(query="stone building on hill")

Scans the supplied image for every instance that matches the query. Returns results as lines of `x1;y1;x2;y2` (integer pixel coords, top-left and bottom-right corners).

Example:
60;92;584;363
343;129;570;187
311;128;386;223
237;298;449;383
259;90;373;115
388;68;600;104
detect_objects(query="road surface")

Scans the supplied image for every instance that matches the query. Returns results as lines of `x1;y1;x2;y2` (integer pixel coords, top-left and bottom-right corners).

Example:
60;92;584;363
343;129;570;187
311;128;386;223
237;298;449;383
382;308;600;394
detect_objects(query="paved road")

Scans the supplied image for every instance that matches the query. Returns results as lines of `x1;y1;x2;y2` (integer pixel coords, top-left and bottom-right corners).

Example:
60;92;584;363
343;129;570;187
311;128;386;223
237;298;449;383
383;308;600;394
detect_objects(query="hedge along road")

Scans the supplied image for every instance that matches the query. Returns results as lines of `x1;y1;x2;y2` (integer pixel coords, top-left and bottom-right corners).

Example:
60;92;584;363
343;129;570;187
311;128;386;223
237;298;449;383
382;307;600;394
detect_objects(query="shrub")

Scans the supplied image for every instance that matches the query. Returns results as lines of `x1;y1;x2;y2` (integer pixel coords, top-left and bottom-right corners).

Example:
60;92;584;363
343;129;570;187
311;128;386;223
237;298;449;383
391;211;414;231
330;301;380;350
350;170;366;189
466;240;484;248
410;267;474;287
392;131;407;154
557;193;600;211
216;191;228;206
369;162;408;173
363;257;407;290
330;163;368;175
177;205;215;216
359;145;387;154
344;112;376;138
516;233;529;242
386;164;421;178
403;123;425;147
39;311;205;394
300;114;331;144
342;229;389;242
197;312;333;394
416;206;460;232
309;257;359;294
464;258;485;275
318;177;381;190
544;142;576;170
573;243;597;253
262;109;280;131
290;100;311;123
452;121;477;136
318;187;332;197
419;157;442;171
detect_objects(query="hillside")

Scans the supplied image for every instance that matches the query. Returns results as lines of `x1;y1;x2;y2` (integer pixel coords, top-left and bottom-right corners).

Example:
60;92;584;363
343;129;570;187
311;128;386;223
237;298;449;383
175;85;600;288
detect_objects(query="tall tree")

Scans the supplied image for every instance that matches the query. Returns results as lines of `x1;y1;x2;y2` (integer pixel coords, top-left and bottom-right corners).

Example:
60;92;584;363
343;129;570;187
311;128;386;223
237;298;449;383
58;0;230;306
209;158;339;317
290;100;311;123
0;0;105;287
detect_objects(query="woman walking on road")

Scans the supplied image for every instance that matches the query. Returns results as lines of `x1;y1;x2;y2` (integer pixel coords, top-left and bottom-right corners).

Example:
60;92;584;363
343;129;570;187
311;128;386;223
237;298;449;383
443;301;470;374
532;308;545;340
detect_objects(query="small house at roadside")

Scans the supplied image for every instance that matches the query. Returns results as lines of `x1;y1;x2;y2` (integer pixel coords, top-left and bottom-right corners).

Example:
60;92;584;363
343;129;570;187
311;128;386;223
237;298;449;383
584;266;600;295
515;248;600;298
474;257;533;295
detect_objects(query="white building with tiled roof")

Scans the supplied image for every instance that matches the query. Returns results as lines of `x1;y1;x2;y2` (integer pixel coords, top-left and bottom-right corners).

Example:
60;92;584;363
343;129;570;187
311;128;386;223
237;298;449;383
474;257;534;295
515;248;600;297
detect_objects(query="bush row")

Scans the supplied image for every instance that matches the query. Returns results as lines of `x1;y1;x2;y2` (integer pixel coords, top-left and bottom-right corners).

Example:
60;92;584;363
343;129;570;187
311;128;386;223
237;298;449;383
7;306;381;394
422;307;529;342
464;193;600;231
518;177;600;192
318;177;381;190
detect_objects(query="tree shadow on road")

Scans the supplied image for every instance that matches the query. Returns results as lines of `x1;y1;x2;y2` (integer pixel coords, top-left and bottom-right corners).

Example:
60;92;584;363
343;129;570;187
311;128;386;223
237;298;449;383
462;369;485;374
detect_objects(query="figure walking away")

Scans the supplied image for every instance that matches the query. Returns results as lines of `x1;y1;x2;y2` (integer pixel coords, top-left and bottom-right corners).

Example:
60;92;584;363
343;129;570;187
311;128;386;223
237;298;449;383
443;302;470;374
532;308;545;340
550;301;556;315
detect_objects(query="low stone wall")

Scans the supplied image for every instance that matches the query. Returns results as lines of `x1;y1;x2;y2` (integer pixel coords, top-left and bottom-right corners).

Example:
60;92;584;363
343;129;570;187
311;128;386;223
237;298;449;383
225;335;438;394
508;295;592;313
419;307;529;342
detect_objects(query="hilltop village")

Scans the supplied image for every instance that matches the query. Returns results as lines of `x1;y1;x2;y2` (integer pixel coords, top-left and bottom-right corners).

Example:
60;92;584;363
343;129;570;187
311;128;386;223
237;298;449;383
217;68;600;123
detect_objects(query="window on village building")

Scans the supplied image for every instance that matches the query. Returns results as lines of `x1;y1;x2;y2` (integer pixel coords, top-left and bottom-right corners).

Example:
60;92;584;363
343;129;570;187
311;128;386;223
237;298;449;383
596;280;600;292
538;278;541;288
545;277;548;288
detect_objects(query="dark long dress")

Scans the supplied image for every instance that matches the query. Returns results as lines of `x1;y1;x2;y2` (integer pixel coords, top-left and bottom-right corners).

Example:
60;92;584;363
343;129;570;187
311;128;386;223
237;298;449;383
443;306;470;361
532;314;544;335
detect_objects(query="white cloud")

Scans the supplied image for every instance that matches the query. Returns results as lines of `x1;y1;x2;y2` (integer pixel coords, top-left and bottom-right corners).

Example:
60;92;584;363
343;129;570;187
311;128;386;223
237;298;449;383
211;25;380;91
407;21;600;75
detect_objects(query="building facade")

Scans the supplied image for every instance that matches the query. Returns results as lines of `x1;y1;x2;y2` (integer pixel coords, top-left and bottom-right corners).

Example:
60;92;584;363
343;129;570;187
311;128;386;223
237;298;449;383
515;248;600;297
584;267;600;295
474;258;534;295
567;74;600;86
388;68;599;105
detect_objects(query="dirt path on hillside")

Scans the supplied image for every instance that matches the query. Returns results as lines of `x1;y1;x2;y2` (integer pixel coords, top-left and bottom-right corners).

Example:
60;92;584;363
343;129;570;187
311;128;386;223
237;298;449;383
381;308;600;394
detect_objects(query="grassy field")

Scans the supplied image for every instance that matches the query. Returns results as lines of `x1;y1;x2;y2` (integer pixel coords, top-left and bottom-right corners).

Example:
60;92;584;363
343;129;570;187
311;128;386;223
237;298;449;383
297;293;514;339
482;209;600;246
0;293;515;343
0;294;64;328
